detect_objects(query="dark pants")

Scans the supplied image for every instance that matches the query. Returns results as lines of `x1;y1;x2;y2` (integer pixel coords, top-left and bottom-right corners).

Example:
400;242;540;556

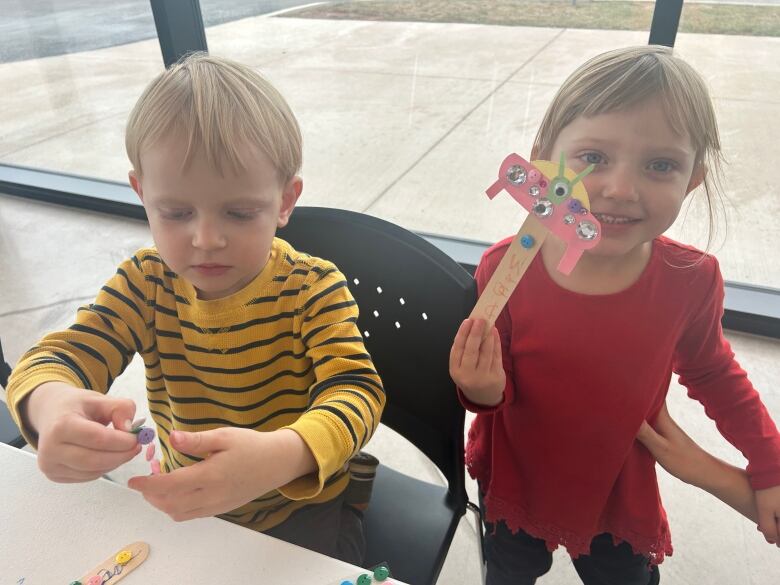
484;517;661;585
265;491;365;566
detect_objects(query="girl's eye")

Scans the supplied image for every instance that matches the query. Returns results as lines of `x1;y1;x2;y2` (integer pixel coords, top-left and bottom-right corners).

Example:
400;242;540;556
649;160;675;173
581;152;604;165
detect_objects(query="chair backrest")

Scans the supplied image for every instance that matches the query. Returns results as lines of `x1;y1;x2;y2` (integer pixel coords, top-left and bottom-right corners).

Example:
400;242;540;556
278;207;476;504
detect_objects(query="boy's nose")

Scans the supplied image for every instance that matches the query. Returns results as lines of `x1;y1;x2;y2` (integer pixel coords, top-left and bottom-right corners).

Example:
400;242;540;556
192;221;227;250
601;166;639;203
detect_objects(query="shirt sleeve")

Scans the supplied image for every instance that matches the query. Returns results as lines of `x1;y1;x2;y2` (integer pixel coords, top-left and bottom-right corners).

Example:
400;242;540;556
6;254;154;446
673;256;780;490
456;245;517;414
280;264;385;499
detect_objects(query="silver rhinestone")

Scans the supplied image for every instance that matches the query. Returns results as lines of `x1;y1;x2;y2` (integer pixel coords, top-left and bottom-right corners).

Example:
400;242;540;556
563;214;575;225
532;199;553;218
529;185;541;198
506;165;527;185
576;221;598;240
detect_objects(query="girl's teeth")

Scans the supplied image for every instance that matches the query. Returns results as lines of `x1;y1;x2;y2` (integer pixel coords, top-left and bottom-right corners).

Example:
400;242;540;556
595;213;634;224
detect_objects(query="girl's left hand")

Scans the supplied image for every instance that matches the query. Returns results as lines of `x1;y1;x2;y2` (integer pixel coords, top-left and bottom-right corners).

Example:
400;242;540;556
127;427;316;521
755;485;780;547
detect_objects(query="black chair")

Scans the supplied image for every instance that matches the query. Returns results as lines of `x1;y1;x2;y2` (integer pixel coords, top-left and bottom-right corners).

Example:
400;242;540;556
278;206;477;585
1;338;26;448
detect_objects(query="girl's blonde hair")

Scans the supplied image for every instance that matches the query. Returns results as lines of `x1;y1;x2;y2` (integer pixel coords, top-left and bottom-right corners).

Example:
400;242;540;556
126;52;302;183
532;45;724;248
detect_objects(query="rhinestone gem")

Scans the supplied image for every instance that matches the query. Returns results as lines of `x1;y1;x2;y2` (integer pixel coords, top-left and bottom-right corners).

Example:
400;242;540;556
529;185;541;197
576;221;599;240
506;165;527;185
563;214;576;225
532;199;553;218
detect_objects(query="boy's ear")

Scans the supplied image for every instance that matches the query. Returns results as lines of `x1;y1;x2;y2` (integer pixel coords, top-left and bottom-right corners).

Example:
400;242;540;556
685;163;706;196
277;176;303;229
129;170;144;202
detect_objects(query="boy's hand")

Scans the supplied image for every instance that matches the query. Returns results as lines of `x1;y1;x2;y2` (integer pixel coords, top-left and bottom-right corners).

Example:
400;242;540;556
449;319;505;407
23;382;141;482
636;402;718;489
637;402;759;525
127;427;316;521
755;486;780;546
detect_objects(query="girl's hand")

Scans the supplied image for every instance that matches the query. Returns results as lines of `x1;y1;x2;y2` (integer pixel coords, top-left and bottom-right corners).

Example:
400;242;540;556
449;319;505;407
755;485;780;547
23;382;141;483
127;427;316;521
636;402;758;523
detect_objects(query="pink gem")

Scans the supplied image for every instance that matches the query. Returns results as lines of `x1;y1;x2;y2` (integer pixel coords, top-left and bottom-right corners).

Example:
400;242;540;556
528;169;541;182
145;443;156;461
539;179;548;188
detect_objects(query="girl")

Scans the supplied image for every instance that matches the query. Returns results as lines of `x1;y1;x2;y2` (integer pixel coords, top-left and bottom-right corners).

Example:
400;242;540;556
449;45;780;584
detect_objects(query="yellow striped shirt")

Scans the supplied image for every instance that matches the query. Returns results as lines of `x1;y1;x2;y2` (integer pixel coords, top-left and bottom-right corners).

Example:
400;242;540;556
7;237;385;531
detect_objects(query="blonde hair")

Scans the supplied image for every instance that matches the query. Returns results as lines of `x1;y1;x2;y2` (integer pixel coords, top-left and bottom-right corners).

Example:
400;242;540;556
126;52;302;183
532;45;725;249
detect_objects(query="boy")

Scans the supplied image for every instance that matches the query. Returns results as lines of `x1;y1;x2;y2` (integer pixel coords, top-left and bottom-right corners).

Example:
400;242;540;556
5;53;384;565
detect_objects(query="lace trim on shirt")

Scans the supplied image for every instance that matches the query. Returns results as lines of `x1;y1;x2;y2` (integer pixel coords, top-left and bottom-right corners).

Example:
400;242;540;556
481;492;673;565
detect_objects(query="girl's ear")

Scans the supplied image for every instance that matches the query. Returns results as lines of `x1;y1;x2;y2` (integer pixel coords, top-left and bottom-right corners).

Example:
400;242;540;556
686;163;707;196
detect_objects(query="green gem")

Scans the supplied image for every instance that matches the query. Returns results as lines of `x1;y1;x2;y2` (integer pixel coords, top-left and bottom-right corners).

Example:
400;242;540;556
357;574;372;585
373;565;390;581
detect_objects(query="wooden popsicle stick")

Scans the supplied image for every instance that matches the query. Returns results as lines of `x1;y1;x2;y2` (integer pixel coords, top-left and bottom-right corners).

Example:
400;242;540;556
76;541;150;584
469;214;548;334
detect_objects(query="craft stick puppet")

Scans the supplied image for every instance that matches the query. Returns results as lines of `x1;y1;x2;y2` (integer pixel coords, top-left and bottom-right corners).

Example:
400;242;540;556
469;153;601;331
71;541;150;585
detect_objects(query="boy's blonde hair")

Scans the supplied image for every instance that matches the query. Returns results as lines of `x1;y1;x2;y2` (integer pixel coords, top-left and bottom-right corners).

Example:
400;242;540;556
126;52;302;183
532;45;724;248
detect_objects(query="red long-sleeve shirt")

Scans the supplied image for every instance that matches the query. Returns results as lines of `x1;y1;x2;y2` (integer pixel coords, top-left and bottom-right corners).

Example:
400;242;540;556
463;236;780;562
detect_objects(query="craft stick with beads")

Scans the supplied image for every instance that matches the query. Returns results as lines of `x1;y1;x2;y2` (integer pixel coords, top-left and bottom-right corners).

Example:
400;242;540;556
470;153;601;332
72;541;150;585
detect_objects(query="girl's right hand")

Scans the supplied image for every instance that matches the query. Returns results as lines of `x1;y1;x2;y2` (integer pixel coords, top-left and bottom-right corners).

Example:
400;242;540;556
22;382;141;483
449;319;506;407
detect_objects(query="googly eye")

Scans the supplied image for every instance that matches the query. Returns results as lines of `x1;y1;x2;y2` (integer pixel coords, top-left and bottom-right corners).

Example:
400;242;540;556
551;180;569;199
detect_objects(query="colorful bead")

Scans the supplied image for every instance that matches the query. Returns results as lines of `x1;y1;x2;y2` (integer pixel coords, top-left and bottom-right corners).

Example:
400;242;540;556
115;550;132;564
373;565;391;581
520;235;535;249
136;427;155;445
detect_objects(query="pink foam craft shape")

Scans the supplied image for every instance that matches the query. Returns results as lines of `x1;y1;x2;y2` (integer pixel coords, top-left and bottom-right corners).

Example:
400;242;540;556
485;152;601;274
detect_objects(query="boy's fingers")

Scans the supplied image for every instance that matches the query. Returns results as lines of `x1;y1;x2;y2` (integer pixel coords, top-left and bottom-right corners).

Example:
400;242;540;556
129;462;201;496
63;416;139;452
635;421;666;455
169;429;224;458
83;394;136;431
757;507;779;544
59;442;142;473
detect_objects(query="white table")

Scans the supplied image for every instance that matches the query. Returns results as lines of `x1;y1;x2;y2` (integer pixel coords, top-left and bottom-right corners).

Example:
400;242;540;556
0;444;401;584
